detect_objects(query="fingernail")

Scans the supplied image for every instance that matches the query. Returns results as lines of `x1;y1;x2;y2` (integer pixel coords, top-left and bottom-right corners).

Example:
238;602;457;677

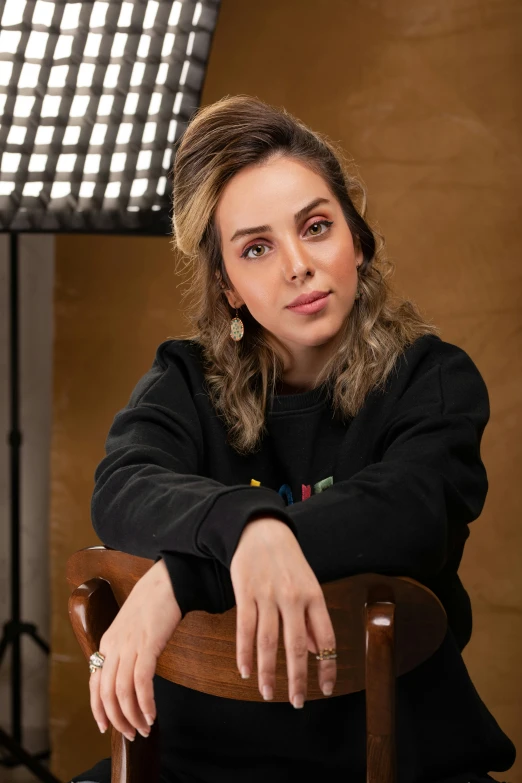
322;682;334;696
124;732;135;742
293;694;304;709
240;666;250;679
144;714;155;726
137;727;150;738
97;722;107;734
262;685;273;701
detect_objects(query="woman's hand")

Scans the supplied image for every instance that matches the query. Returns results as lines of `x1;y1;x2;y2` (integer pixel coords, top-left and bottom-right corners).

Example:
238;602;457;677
230;517;337;709
89;558;182;741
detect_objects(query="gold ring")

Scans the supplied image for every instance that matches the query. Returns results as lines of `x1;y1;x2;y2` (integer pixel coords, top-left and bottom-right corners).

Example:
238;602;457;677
89;651;105;674
315;648;337;661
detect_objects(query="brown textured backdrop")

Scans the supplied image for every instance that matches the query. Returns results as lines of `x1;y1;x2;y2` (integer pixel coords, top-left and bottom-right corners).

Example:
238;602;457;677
50;1;521;780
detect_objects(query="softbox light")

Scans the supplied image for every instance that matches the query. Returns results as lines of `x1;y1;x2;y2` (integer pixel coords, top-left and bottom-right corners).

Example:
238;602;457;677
0;0;221;234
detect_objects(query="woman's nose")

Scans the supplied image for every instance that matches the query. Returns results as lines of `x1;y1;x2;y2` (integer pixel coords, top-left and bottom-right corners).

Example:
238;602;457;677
281;241;315;281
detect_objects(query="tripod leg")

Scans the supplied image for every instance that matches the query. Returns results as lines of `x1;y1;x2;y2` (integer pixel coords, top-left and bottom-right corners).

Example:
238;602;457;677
0;727;61;783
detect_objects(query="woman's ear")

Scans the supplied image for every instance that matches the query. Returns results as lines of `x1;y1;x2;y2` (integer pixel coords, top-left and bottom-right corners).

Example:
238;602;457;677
354;237;364;268
224;290;244;310
215;270;244;310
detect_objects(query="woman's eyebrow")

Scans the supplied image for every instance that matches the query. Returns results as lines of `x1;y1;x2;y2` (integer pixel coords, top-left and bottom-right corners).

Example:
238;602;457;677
229;197;332;242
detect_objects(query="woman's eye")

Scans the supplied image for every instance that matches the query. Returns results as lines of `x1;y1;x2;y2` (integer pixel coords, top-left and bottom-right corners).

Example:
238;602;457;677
240;220;333;260
241;243;267;259
306;219;333;237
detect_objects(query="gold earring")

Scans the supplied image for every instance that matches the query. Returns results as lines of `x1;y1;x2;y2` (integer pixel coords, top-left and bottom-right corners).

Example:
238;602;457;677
230;308;244;341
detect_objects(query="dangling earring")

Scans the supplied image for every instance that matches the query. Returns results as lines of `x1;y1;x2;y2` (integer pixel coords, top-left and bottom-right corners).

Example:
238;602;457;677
230;308;244;341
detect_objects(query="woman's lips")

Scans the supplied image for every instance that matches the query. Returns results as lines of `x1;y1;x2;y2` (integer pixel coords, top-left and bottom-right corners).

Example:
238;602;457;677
286;293;331;314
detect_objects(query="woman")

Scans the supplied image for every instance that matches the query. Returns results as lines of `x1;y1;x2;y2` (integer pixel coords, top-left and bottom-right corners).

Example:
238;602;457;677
71;95;515;783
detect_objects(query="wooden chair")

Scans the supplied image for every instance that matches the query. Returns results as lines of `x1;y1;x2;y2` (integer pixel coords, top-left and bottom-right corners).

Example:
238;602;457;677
66;546;447;783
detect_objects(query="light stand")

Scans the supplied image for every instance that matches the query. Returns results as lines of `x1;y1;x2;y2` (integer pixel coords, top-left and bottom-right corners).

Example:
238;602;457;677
0;1;222;778
0;234;60;781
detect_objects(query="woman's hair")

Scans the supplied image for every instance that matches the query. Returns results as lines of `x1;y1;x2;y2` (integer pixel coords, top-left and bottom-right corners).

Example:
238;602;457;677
171;94;439;455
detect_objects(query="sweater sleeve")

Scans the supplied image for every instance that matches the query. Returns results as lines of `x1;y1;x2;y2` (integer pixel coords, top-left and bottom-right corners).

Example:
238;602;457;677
283;345;490;586
90;344;297;616
166;343;489;617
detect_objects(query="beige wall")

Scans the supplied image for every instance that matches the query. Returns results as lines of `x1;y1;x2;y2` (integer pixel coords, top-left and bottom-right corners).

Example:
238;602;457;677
49;240;185;778
50;1;521;780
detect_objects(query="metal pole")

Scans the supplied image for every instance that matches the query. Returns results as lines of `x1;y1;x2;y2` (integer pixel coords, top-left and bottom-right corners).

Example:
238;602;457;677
9;231;22;744
0;234;59;781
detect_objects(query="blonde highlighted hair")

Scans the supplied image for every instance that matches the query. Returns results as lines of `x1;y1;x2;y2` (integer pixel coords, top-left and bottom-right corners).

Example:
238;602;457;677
171;94;439;455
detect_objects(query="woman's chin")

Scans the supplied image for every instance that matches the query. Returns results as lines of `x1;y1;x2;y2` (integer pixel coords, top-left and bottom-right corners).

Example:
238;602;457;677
283;328;344;350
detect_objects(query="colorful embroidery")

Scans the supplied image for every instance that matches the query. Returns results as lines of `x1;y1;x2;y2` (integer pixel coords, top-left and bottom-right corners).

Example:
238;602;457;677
250;477;333;506
278;484;294;505
313;476;333;494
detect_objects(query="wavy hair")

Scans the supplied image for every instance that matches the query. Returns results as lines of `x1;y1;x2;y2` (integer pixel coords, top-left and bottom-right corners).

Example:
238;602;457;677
171;94;439;455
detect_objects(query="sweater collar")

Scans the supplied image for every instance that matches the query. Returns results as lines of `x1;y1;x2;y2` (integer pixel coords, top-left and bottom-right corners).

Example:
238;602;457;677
267;381;330;413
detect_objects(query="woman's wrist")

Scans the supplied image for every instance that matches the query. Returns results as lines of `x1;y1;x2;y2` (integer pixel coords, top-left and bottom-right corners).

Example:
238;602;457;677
142;558;178;600
246;513;290;527
236;516;297;555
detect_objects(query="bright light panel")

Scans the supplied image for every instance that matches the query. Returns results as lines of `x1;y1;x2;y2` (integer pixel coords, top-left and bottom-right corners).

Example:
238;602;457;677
0;0;220;232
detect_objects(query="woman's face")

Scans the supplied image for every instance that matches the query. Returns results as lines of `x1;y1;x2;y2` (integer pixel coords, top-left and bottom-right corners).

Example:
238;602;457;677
215;154;363;364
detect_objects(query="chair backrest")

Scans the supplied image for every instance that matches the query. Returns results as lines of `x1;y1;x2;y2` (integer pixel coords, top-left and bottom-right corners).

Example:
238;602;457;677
67;547;447;783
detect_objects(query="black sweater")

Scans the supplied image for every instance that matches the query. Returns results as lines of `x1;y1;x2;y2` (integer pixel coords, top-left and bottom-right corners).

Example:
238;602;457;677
86;333;515;783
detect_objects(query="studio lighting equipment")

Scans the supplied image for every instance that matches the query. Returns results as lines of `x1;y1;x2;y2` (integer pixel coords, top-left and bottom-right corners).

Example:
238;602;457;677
0;1;221;779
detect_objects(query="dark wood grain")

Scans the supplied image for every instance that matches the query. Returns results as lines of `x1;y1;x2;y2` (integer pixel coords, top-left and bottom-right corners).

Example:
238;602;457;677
366;602;396;783
66;547;447;702
68;577;119;660
110;723;159;783
67;546;448;783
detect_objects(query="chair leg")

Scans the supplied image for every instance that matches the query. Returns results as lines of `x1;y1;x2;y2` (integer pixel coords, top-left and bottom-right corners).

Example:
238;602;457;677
111;729;130;783
365;602;396;783
111;724;160;783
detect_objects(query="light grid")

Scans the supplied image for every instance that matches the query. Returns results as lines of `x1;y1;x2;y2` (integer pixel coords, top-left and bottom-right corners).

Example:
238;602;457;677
0;0;221;233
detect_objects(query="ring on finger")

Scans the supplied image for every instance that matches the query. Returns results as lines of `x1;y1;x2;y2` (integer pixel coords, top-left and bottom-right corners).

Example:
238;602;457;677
315;648;337;660
89;651;106;674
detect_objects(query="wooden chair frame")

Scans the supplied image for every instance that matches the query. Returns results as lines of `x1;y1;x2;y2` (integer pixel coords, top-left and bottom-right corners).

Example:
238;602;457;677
66;547;447;783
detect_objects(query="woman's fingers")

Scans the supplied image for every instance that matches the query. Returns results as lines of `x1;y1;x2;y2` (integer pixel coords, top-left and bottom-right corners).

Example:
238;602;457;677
281;595;309;708
90;647;158;739
89;664;109;734
115;652;152;738
85;560;182;740
256;599;279;702
236;597;257;680
98;651;137;741
231;519;338;707
307;593;337;696
134;651;157;728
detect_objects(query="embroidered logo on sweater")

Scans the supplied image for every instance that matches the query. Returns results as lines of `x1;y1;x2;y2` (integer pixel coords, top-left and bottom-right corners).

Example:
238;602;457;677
250;476;333;505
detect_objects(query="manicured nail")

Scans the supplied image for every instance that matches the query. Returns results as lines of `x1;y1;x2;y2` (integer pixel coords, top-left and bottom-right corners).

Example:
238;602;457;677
144;714;155;726
322;682;334;696
137;727;150;738
262;685;273;701
124;732;135;742
293;694;304;709
97;722;107;734
240;666;250;679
